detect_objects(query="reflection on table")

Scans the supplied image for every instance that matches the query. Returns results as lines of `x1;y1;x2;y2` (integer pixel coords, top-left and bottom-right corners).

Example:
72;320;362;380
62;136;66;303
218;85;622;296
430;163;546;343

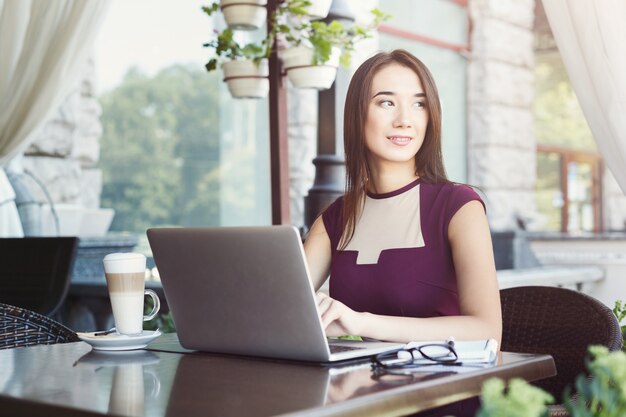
0;334;556;417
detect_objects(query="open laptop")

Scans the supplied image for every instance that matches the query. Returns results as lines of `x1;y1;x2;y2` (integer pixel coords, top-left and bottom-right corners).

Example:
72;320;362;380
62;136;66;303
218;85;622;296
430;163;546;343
147;225;404;363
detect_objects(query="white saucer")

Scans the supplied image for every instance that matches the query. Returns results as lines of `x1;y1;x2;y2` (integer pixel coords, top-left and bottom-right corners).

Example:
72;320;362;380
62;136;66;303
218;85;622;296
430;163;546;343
77;329;162;351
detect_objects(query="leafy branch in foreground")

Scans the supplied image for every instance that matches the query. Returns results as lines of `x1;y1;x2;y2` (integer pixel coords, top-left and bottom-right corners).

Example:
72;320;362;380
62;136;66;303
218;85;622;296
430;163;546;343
612;299;626;348
476;377;553;417
477;346;626;417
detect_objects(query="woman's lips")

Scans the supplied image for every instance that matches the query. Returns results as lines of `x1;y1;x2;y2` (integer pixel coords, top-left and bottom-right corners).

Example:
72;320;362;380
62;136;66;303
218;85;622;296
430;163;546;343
387;136;413;146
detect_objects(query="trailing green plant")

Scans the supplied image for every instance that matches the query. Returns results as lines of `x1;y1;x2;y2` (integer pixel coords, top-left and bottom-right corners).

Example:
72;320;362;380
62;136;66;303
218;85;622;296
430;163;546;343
270;0;391;67
612;299;626;348
476;346;626;417
201;1;390;73
201;5;271;72
202;28;270;72
201;2;220;18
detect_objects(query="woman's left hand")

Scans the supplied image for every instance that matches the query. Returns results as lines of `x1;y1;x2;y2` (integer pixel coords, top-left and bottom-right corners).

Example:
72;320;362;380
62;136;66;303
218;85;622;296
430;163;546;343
315;293;361;337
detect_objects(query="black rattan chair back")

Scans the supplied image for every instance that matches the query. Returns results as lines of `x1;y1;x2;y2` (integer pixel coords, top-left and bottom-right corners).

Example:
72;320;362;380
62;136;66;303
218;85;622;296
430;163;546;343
0;237;78;316
501;286;622;400
0;302;79;350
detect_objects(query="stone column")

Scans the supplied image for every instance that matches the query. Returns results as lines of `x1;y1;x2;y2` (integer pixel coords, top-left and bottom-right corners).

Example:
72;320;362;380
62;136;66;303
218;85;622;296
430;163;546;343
468;0;538;231
288;88;318;229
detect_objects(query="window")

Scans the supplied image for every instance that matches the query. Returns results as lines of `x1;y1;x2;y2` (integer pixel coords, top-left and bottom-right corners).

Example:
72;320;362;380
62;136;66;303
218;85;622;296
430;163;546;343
95;0;271;243
536;146;602;232
534;31;602;233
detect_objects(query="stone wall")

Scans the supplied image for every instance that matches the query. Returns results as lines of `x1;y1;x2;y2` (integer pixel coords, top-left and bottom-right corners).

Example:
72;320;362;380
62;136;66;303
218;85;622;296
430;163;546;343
20;58;103;209
287;88;317;228
468;0;539;231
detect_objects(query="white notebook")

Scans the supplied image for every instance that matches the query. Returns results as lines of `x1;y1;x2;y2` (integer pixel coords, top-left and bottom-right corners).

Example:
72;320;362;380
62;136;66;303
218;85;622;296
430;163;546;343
400;339;499;364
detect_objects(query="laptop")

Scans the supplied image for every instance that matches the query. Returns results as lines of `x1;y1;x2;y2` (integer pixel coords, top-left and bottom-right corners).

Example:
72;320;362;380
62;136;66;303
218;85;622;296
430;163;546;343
147;225;404;363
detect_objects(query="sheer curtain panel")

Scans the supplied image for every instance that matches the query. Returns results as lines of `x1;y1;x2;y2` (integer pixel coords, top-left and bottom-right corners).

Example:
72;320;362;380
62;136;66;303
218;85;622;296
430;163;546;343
0;0;109;164
542;0;626;194
0;0;109;235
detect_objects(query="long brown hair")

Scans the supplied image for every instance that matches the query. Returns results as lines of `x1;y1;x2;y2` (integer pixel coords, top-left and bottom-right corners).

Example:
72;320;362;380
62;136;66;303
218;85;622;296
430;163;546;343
339;49;449;249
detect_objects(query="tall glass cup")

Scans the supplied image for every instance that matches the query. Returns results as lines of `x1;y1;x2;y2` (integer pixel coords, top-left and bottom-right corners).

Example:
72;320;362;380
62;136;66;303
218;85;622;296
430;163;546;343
103;253;160;336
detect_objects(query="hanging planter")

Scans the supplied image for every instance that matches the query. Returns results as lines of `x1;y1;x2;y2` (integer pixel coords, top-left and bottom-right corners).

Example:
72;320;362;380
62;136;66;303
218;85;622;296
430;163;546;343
280;46;339;90
270;2;391;89
304;0;332;20
202;2;390;95
220;0;267;30
222;59;269;98
203;27;271;98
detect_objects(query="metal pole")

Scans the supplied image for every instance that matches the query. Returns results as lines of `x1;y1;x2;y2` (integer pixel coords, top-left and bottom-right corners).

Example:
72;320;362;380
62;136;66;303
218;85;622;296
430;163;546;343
267;0;291;225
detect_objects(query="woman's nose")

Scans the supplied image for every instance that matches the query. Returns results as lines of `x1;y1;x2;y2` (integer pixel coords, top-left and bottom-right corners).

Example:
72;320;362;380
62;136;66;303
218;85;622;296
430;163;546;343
393;107;412;127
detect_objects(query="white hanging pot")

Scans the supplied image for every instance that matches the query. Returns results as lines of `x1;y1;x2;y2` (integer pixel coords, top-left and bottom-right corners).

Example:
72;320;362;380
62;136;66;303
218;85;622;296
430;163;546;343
305;0;332;20
222;59;269;98
220;0;267;30
279;46;340;90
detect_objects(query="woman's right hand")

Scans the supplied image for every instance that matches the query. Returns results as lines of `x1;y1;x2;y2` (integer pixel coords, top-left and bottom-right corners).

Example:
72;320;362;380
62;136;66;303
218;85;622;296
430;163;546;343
316;292;363;337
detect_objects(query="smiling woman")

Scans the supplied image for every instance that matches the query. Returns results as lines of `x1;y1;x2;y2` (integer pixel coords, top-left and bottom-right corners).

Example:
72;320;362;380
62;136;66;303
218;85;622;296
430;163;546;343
363;64;429;177
304;49;501;346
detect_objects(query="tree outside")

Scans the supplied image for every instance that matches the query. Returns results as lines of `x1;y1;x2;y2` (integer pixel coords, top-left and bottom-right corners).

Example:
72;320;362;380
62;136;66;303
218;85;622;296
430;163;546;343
99;65;222;233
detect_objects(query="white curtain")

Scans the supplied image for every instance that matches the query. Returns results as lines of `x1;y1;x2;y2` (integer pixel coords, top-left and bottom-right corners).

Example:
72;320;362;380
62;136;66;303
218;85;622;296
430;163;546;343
542;0;626;194
0;0;109;236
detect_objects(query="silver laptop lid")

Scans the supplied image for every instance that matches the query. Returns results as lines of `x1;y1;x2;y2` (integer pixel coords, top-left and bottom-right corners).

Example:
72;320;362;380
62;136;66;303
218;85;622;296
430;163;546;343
147;225;334;362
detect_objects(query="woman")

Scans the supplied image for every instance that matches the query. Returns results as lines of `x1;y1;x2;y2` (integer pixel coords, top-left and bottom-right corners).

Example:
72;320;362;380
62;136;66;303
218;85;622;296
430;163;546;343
304;49;502;345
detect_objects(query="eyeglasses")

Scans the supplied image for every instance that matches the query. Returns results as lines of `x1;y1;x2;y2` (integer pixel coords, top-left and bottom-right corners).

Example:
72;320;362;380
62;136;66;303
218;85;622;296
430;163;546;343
372;342;459;372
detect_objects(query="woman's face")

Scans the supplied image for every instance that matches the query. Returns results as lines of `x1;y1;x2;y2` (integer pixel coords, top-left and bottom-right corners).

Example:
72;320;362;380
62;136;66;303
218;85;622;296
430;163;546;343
363;63;429;172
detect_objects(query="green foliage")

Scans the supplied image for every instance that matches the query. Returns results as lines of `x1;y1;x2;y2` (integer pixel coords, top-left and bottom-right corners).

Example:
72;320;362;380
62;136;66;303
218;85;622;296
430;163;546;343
203;28;270;72
271;0;391;67
534;55;596;151
99;64;222;233
201;0;391;72
477;346;626;417
565;346;626;417
476;378;553;417
201;2;219;17
201;2;270;72
144;295;176;333
612;300;626;347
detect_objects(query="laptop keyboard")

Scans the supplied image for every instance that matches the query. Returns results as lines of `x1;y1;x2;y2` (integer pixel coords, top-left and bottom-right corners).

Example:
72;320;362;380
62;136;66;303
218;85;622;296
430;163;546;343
329;344;366;354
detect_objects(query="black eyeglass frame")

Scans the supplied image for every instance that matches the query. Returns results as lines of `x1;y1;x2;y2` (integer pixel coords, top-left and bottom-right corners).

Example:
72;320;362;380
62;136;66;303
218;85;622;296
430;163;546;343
372;342;459;370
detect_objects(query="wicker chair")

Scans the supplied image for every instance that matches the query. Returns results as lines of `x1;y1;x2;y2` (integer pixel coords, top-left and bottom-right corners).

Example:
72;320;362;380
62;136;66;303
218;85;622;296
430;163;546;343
0;302;80;350
500;286;623;417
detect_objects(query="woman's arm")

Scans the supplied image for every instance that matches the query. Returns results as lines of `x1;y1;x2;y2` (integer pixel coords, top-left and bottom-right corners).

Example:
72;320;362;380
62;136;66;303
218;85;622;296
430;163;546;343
315;200;502;344
303;215;332;291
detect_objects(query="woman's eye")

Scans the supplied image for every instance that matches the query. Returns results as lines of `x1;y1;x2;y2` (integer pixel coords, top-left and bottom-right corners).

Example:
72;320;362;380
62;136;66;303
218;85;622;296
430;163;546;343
380;100;394;108
413;101;425;109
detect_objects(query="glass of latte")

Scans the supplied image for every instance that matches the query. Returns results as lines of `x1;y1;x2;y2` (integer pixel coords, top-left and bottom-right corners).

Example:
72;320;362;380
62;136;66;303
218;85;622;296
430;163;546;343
103;253;160;336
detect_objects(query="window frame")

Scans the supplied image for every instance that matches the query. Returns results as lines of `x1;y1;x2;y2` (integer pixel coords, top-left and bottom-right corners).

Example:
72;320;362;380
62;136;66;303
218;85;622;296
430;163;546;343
537;144;603;233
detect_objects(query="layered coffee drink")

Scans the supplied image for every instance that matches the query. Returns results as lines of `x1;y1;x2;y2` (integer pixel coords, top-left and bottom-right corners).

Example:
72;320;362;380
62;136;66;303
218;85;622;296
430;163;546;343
103;253;160;336
105;271;146;335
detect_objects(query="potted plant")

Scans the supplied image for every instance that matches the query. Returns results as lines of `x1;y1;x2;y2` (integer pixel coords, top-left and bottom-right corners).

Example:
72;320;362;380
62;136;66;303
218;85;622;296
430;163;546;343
271;0;390;89
476;345;626;417
300;0;332;20
202;0;267;31
203;28;271;99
